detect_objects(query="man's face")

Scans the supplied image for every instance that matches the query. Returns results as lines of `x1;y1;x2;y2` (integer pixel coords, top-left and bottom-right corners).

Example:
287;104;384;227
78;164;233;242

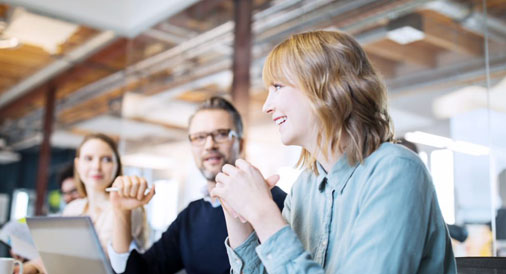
189;109;242;182
61;177;81;204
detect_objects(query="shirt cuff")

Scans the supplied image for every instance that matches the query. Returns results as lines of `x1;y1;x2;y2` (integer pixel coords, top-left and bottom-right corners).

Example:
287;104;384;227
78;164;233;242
255;225;305;272
225;232;262;273
107;241;136;273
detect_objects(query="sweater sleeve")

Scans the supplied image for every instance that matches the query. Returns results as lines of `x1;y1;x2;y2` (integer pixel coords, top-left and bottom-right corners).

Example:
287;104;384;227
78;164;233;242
122;209;186;274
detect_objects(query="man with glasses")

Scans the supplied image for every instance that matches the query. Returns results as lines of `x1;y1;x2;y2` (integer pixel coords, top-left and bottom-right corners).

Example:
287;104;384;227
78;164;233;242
59;163;82;205
108;96;287;274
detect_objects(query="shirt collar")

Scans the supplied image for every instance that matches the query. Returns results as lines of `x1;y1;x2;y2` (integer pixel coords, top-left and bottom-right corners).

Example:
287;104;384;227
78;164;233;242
201;185;221;208
317;155;359;193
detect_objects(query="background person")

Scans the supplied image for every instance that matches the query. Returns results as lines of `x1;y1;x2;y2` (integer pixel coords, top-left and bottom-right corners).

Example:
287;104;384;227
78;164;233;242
64;133;148;253
108;96;286;274
58;163;82;205
18;133;148;274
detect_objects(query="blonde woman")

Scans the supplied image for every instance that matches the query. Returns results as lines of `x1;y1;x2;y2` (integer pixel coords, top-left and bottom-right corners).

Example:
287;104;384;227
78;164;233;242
211;31;456;273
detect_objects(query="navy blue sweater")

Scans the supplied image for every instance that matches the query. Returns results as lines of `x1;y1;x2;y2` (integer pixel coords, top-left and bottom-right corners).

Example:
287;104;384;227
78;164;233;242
122;186;286;274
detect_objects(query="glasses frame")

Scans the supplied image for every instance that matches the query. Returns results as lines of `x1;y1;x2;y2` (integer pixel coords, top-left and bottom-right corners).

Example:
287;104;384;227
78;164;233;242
188;128;238;146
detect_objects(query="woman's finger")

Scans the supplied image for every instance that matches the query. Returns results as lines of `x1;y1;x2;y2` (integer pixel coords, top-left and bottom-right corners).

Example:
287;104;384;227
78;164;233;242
234;158;251;171
122;176;132;197
221;164;238;176
265;174;280;189
137;178;148;200
210;185;224;198
130;176;140;198
215;172;230;185
113;177;125;198
141;185;156;204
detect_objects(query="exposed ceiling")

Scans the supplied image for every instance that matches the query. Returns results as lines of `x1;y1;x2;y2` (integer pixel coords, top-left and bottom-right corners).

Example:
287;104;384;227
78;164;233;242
0;0;505;161
1;0;200;37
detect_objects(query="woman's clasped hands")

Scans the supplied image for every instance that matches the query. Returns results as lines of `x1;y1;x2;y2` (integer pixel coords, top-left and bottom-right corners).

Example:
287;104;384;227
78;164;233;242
211;159;280;225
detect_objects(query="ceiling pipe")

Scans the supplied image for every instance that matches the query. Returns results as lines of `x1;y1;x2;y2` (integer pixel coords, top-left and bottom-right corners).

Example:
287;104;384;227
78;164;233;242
388;54;506;94
424;0;506;43
5;0;506;144
0;0;426;141
24;0;317;114
39;0;386;112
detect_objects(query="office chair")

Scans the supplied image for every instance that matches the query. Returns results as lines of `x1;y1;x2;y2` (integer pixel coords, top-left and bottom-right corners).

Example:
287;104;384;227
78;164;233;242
456;257;506;274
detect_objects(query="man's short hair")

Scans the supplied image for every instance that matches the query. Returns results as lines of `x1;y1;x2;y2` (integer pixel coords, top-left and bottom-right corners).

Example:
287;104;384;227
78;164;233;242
58;163;74;188
189;96;243;138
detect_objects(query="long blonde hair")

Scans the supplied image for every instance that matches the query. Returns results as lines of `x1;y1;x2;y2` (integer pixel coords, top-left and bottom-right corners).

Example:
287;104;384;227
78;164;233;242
263;30;394;173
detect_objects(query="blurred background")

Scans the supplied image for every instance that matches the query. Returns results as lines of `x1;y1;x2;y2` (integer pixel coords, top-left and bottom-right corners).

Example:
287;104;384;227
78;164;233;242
0;0;505;257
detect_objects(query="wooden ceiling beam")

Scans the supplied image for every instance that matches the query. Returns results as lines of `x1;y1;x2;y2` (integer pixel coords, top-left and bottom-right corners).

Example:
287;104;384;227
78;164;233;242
363;40;437;68
422;15;483;56
0;77;17;88
0;50;51;67
0;38;128;121
0;85;46;120
186;0;227;19
0;4;8;18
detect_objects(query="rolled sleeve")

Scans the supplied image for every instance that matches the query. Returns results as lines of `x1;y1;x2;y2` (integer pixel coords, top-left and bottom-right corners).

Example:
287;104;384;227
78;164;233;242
255;225;308;272
108;241;136;273
225;232;262;273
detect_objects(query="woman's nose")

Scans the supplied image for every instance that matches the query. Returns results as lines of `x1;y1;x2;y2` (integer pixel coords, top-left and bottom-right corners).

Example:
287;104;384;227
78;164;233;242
262;91;274;114
92;158;101;170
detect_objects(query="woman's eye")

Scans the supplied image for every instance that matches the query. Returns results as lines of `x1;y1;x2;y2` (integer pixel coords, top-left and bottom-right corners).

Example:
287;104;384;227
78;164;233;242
102;156;113;163
273;84;283;91
84;155;93;161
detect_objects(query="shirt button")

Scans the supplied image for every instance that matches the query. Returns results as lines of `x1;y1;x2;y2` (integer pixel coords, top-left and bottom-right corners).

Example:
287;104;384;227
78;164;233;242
323;240;328;245
267;254;273;260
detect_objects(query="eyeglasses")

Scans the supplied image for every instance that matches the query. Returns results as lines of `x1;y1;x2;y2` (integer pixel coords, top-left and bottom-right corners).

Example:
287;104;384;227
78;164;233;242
188;129;238;146
62;188;79;196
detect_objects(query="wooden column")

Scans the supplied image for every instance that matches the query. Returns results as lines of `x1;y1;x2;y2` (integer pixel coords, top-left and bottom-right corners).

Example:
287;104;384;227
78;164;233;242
35;83;56;215
231;0;253;122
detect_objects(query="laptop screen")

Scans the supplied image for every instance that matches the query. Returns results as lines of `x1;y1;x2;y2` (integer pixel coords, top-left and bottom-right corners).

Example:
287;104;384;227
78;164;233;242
26;216;114;274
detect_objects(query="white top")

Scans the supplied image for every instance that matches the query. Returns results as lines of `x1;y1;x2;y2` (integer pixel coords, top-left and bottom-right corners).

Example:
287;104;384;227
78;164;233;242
63;198;147;255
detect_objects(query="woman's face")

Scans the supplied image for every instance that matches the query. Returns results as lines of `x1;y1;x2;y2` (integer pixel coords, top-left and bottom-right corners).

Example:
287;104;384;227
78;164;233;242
75;138;118;192
262;83;319;150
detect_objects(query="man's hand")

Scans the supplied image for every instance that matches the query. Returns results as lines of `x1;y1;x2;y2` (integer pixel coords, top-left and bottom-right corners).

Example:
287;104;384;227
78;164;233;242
109;176;155;212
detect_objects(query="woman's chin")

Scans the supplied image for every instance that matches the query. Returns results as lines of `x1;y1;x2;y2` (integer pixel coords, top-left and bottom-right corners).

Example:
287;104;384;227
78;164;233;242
85;181;111;191
280;135;300;147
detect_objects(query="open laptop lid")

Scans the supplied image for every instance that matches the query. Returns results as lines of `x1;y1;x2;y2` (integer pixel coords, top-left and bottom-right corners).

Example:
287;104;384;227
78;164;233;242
26;216;114;274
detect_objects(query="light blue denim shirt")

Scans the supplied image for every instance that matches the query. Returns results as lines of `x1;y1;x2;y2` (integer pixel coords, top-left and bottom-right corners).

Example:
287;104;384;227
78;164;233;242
226;143;456;273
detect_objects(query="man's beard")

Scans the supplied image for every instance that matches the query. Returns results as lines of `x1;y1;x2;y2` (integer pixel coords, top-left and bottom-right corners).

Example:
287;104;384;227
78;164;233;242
200;168;219;182
199;156;234;182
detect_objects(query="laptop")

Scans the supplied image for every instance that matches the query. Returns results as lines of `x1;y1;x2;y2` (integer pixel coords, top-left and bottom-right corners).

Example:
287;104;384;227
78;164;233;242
26;216;114;274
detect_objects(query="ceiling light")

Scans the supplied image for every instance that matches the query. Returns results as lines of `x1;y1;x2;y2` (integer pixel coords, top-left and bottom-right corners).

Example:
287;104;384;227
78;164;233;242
0;37;19;49
386;13;425;45
4;8;77;54
404;131;490;156
387;26;425;44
